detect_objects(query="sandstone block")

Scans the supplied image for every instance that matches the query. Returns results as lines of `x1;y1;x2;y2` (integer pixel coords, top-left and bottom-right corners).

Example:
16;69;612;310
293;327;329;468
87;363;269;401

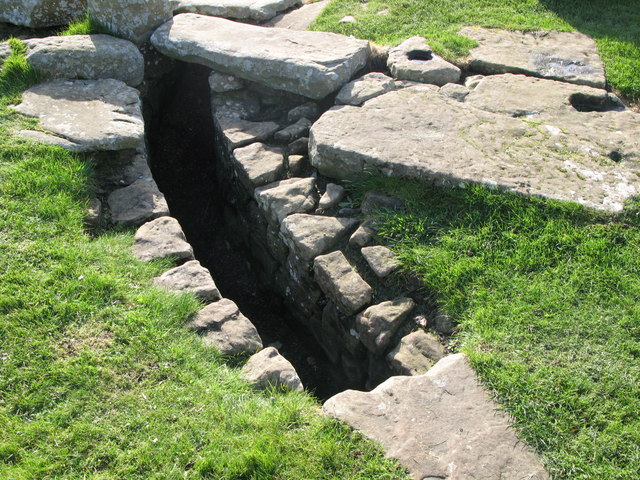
386;330;445;375
355;298;414;354
0;0;86;28
133;216;194;263
154;260;221;303
280;214;358;261
335;72;395;106
108;179;170;227
241;347;303;391
387;36;461;86
173;0;302;22
232;142;285;189
361;245;401;278
254;177;316;224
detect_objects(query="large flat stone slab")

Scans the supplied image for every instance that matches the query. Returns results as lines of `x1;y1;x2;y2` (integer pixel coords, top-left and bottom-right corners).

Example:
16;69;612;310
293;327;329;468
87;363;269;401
324;353;549;480
25;35;144;87
172;0;302;22
0;0;86;28
13;79;144;152
310;75;640;212
460;27;606;89
150;13;370;99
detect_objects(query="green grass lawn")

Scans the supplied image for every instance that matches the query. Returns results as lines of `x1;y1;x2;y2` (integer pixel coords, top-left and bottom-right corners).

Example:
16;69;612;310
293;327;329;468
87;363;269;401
351;176;640;479
0;43;409;480
312;0;640;102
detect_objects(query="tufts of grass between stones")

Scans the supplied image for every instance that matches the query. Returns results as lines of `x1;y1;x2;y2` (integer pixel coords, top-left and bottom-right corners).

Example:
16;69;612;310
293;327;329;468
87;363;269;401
351;175;640;479
0;46;409;480
312;0;640;102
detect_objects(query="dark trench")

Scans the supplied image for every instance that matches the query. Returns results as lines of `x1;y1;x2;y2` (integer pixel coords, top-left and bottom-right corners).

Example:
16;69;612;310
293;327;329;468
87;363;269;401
146;62;347;400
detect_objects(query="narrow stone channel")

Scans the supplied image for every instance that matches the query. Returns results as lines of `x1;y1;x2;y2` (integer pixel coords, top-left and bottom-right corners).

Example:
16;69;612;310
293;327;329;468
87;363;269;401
146;62;348;399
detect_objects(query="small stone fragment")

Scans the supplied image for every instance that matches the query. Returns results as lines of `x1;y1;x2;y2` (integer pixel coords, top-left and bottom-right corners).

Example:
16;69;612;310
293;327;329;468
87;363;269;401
287;136;309;156
25;34;144;87
335;72;395;106
287;154;309;177
387;36;461;86
274;117;312;143
349;220;375;247
107;179;170;227
361;191;404;215
287;102;318;123
361;245;401;277
355;298;415;354
241;347;303;391
314;251;372;315
154;260;221;303
232;142;285;189
132;216;194;263
319;183;345;209
386;330;445;375
85;198;102;227
254;177;316;224
339;15;357;24
189;299;263;355
280;214;358;261
215;115;280;149
208;71;243;93
465;74;485;89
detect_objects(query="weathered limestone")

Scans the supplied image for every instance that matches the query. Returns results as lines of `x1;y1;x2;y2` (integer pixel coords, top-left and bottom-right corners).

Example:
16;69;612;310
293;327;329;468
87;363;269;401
150;14;370;99
13;79;144;152
310;75;640;212
189;299;263;355
0;0;86;28
24;35;144;87
241;347;303;391
172;0;302;22
324;354;549;480
314;251;372;315
254;177;317;224
133;216;194;263
355;298;414;354
232;143;285;189
361;245;401;278
88;0;173;46
387;37;461;86
154;260;221;302
107;179;170;227
460;26;606;89
280;214;358;261
335;72;395;106
387;330;445;375
318;183;345;209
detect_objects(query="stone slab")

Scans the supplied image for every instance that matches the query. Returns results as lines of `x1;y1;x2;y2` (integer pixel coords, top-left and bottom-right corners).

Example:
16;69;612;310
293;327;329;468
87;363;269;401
232;142;285;189
150;13;370;99
241;347;303;391
460;27;606;89
0;0;86;28
216;115;280;149
264;0;329;30
324;353;549;480
387;36;461;87
173;0;301;22
335;72;395;106
361;245;401;278
280;213;358;261
25;35;144;87
313;251;372;315
254;177;316;224
355;298;414;354
108;179;170;227
154;259;221;302
386;330;445;375
189;299;263;355
133;216;194;263
88;0;173;46
310;75;640;212
13;79;144;152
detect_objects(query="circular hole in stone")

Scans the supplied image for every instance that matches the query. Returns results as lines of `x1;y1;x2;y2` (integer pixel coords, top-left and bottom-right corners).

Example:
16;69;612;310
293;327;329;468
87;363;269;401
406;49;433;61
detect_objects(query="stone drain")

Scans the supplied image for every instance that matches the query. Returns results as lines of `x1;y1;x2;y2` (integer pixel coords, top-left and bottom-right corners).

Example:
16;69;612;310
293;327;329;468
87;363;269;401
8;0;638;476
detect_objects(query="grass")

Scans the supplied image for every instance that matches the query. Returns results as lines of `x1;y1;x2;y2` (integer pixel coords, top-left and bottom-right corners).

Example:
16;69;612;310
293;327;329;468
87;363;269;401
0;43;409;480
312;0;640;102
351;175;640;479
